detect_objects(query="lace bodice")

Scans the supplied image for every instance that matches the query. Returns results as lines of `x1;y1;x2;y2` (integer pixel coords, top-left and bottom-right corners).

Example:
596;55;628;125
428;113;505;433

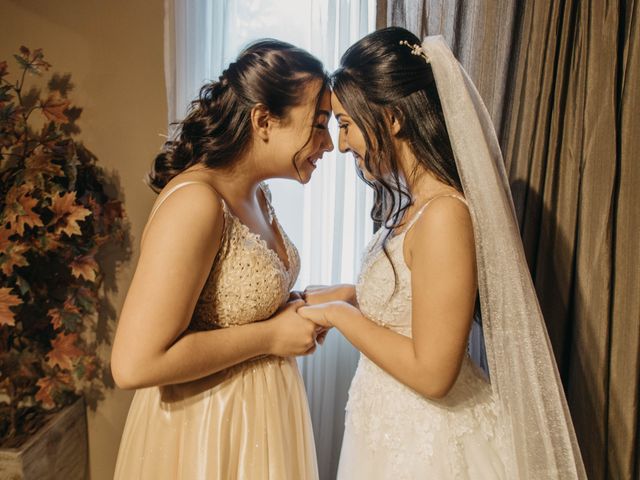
148;181;299;331
356;194;467;338
190;182;300;330
347;195;506;478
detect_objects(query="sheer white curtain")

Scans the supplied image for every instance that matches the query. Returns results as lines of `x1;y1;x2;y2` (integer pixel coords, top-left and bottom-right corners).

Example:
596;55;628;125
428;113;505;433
164;1;375;478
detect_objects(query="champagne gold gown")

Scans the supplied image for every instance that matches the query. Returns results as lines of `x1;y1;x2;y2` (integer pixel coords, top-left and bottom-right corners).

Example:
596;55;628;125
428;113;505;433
114;182;318;479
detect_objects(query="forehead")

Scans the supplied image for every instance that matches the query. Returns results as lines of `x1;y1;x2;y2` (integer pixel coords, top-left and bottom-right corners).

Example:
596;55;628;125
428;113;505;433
330;92;348;117
291;82;331;120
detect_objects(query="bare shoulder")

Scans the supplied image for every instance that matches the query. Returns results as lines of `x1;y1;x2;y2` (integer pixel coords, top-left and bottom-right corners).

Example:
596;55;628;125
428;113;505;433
416;196;471;232
406;196;475;266
142;180;224;250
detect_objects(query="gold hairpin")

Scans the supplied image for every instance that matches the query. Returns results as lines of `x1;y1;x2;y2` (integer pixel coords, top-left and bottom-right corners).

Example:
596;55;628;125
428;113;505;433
399;40;430;63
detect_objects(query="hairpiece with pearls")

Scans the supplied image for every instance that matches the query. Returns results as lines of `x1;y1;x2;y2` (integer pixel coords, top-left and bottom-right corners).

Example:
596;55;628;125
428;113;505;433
399;40;430;64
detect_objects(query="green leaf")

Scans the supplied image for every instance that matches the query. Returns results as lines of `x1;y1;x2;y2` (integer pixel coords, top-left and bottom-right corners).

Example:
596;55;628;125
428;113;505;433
75;292;95;312
61;310;81;331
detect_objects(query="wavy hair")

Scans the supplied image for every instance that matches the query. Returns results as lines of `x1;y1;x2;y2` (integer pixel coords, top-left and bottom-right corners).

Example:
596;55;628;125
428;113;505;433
148;39;328;192
331;27;462;289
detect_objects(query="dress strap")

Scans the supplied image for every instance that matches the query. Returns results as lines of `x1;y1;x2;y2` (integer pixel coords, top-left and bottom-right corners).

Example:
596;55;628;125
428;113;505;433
258;182;275;224
148;181;220;223
142;181;224;247
403;194;468;233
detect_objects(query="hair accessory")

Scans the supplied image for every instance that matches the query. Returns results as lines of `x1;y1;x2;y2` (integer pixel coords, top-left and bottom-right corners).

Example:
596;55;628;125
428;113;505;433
399;40;430;64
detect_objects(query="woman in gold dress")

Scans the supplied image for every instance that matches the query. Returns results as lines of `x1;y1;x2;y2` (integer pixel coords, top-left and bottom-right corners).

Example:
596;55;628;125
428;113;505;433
111;40;333;479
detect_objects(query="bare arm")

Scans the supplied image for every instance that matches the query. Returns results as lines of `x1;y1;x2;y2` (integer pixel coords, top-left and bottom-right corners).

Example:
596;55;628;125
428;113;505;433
111;184;317;390
298;198;477;399
303;284;357;306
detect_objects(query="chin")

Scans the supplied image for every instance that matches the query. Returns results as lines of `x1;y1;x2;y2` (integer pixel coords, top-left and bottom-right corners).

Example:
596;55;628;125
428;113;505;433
293;163;315;184
298;172;313;184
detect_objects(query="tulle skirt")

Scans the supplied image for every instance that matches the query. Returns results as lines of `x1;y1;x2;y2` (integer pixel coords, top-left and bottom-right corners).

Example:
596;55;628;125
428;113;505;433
114;355;318;479
337;355;508;480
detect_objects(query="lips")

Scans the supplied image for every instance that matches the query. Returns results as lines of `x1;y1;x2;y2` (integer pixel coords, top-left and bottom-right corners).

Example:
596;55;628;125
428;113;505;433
307;156;320;168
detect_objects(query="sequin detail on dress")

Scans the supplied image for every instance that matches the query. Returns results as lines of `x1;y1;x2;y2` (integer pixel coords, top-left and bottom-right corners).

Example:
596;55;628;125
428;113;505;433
190;182;300;330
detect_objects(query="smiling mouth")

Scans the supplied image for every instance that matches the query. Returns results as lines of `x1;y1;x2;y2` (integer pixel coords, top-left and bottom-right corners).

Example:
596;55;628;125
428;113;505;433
307;157;319;168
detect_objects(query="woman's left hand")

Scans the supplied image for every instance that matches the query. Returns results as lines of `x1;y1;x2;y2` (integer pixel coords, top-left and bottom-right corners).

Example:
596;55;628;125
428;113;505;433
298;301;357;329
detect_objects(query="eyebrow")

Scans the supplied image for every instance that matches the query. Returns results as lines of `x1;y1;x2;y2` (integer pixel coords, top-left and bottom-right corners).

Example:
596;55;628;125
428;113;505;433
317;109;331;118
334;113;348;121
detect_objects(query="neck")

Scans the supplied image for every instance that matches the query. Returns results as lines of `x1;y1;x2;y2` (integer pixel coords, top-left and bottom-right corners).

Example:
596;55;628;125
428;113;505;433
187;152;267;203
396;141;455;204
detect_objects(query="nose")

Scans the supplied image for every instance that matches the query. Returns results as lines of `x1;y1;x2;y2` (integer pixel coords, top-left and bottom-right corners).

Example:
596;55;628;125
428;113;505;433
323;130;335;153
337;129;348;154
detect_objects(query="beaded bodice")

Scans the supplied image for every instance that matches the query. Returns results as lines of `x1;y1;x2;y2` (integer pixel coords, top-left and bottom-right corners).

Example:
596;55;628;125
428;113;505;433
189;182;300;330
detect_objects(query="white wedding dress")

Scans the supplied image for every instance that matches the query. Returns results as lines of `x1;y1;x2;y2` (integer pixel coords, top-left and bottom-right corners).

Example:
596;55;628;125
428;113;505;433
337;195;509;480
336;34;586;479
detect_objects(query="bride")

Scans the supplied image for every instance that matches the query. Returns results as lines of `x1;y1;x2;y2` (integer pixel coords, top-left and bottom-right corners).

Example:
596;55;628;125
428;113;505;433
299;27;587;479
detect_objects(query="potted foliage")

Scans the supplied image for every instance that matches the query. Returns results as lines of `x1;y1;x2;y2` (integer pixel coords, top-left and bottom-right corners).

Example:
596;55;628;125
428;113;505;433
0;46;129;479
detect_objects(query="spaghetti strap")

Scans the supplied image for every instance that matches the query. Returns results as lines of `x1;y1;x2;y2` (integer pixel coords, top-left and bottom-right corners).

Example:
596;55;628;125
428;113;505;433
141;181;222;246
148;181;220;223
403;194;468;233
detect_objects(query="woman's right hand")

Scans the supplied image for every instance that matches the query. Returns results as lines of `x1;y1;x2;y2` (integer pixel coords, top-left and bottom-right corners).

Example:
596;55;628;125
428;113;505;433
264;300;319;357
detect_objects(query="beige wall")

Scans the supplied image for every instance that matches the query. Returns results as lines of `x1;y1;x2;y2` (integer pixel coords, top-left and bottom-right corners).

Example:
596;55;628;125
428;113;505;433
0;0;166;478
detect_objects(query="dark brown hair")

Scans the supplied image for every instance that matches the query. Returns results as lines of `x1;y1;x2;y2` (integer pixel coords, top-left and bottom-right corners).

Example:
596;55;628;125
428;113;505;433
148;39;328;192
332;27;462;288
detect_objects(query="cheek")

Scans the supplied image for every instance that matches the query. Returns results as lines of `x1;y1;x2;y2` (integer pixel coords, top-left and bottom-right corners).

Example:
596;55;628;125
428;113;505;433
299;129;324;157
352;131;367;155
277;125;311;157
338;129;348;149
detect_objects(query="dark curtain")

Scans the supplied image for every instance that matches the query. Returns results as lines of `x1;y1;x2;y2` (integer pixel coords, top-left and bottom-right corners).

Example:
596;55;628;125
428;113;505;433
378;1;640;478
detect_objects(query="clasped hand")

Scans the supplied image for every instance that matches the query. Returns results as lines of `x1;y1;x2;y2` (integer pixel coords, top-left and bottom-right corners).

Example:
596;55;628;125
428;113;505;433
267;286;356;358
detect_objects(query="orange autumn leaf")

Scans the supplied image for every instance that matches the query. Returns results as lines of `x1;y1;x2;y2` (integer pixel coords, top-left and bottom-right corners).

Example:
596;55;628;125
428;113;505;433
25;148;64;179
3;186;44;236
0;228;10;251
63;295;82;314
35;372;72;410
47;332;83;370
47;297;81;329
41;92;69;123
47;308;63;330
0;287;22;327
70;254;98;281
35;377;56;409
0;224;29;275
0;241;29;276
50;191;91;237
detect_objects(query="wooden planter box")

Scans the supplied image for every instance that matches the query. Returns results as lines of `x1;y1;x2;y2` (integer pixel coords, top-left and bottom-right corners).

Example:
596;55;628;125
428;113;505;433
0;398;88;480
